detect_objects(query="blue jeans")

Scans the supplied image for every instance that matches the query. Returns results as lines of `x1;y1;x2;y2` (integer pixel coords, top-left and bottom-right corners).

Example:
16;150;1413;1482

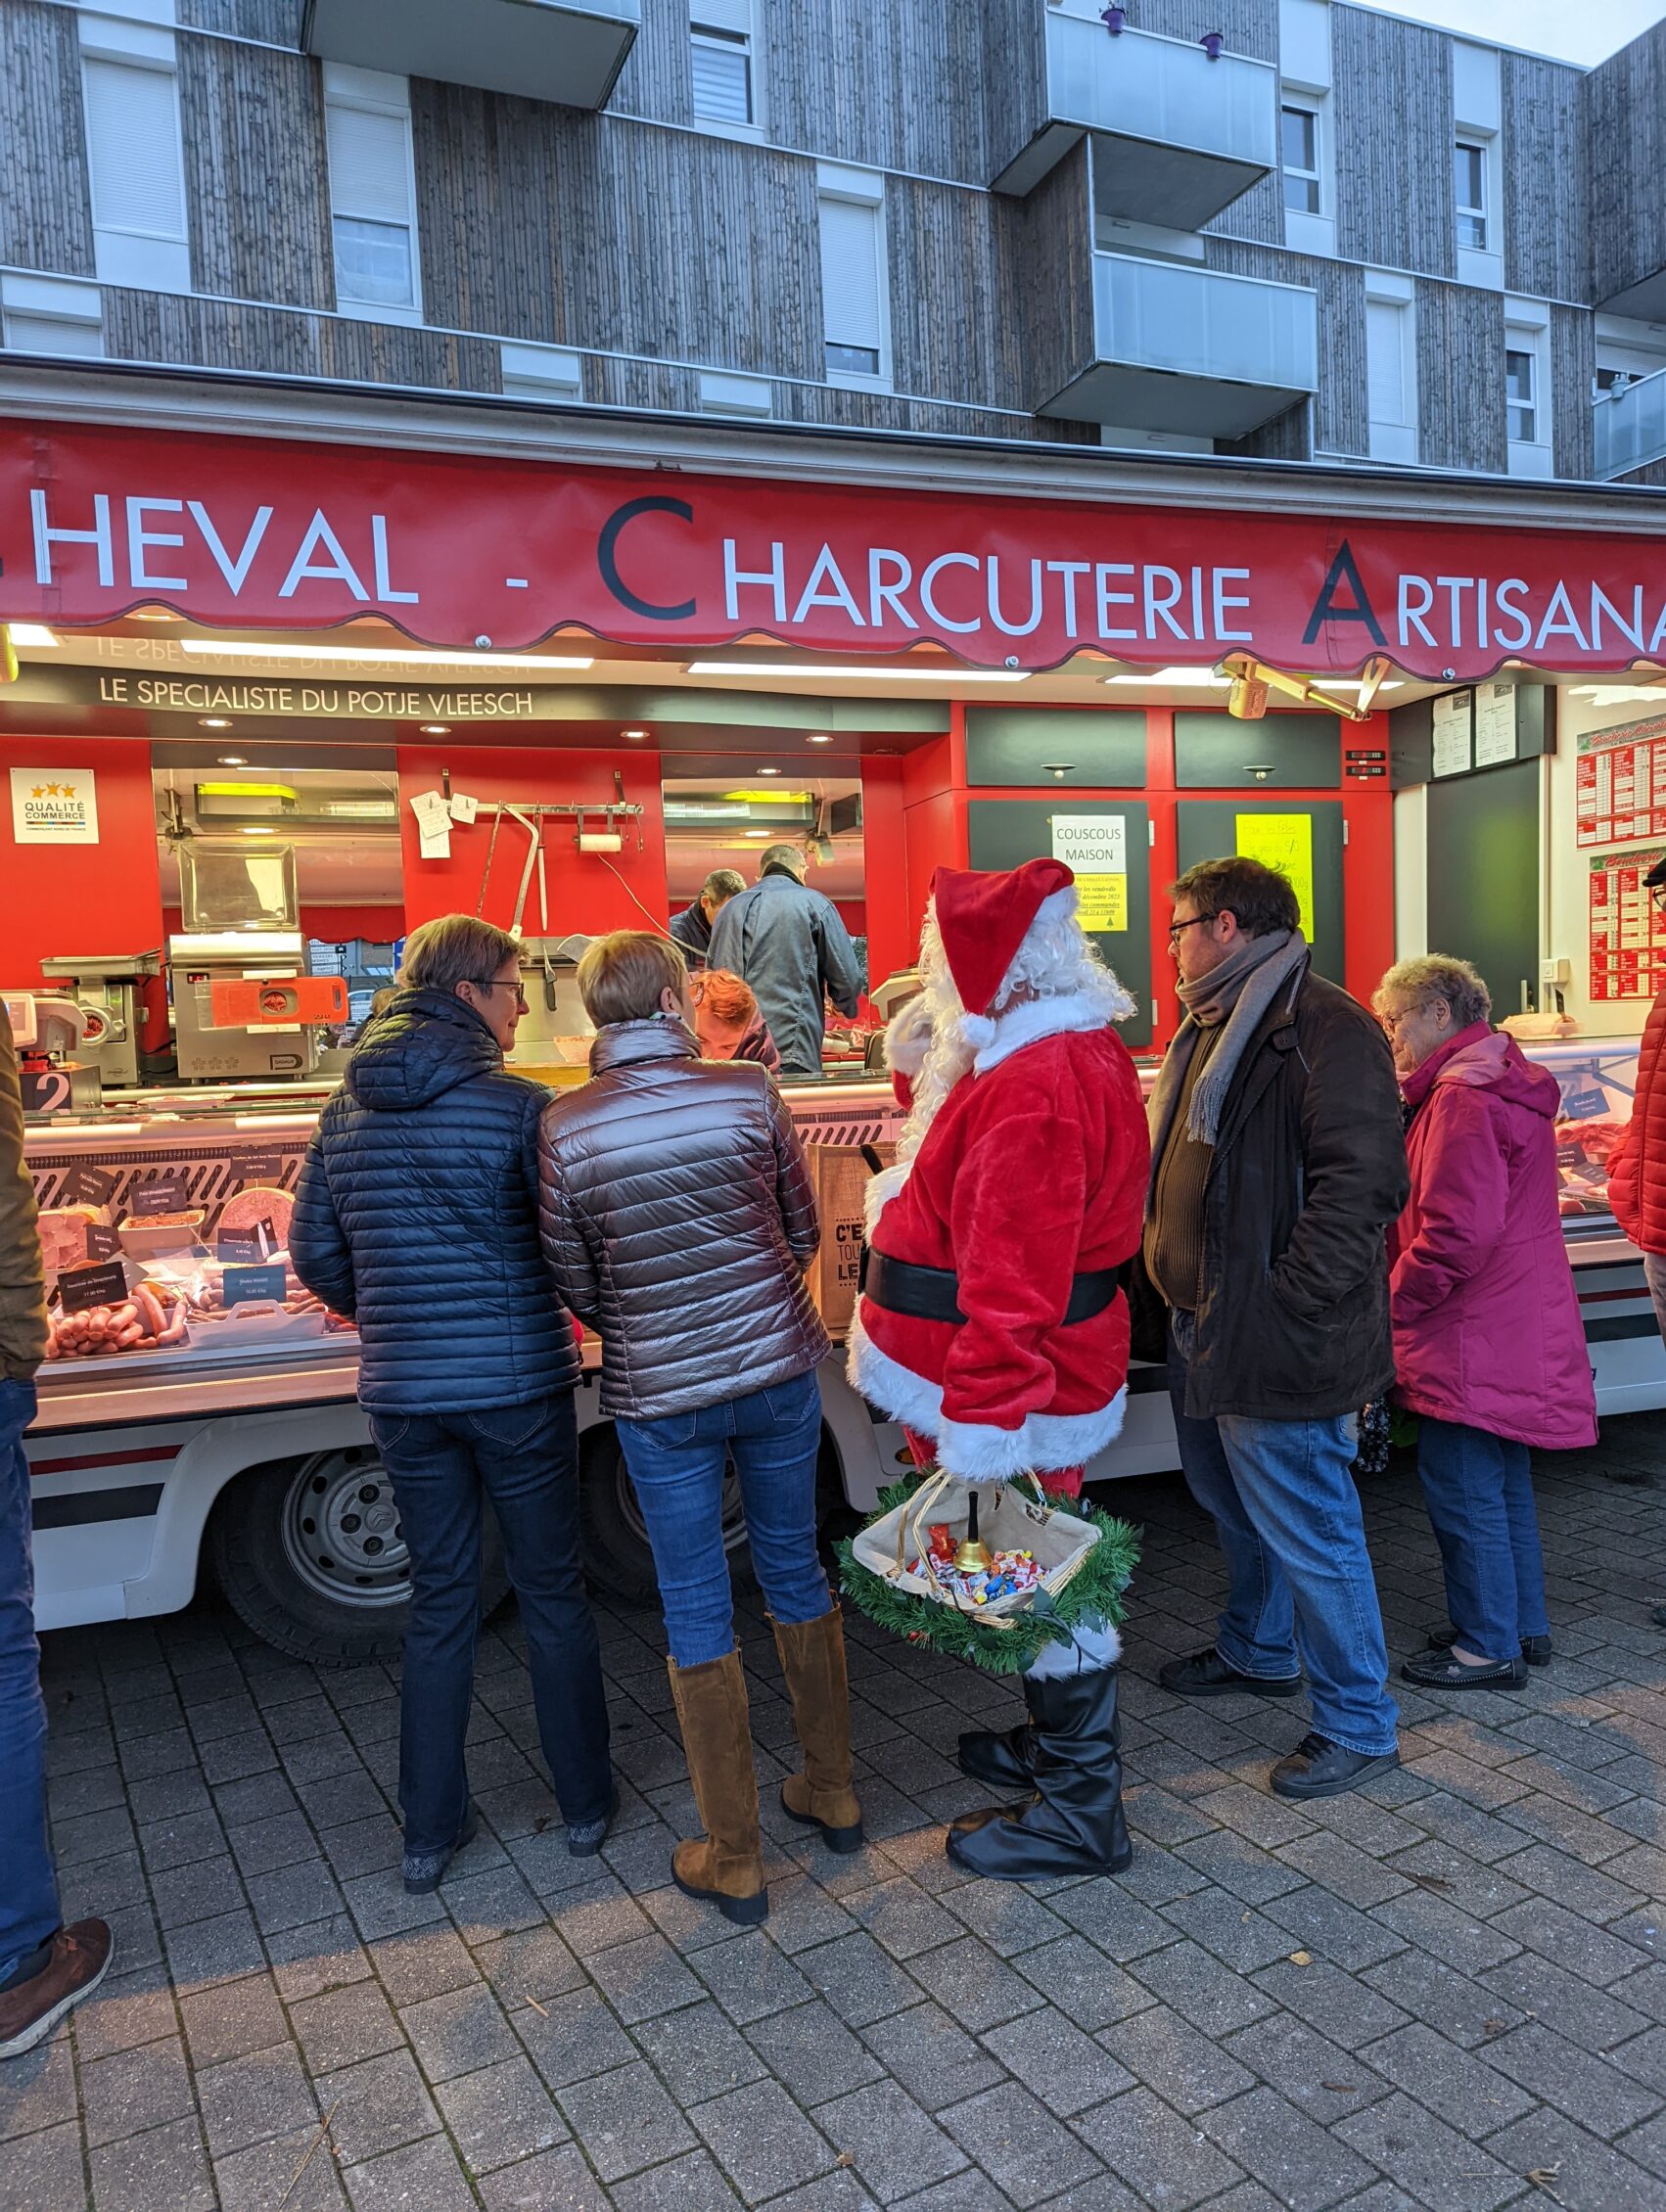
1169;1315;1399;1758
367;1392;612;1856
1416;1417;1548;1659
1;1378;60;1987
617;1369;830;1668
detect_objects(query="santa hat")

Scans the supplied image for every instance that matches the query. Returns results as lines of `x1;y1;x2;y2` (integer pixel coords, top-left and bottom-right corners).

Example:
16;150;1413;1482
931;858;1075;1050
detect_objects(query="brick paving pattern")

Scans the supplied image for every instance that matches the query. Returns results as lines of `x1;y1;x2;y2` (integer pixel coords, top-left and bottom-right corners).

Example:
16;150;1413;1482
7;1419;1666;2212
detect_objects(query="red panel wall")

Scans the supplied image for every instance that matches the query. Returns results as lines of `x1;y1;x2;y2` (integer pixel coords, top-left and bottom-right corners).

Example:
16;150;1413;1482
396;747;669;938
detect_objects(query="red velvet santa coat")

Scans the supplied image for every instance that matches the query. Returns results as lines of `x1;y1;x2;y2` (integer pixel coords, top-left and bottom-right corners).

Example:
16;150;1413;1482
850;1001;1149;1482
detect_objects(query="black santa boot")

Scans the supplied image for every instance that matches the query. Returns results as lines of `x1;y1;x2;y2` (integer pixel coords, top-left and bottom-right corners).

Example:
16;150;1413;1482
947;1664;1132;1881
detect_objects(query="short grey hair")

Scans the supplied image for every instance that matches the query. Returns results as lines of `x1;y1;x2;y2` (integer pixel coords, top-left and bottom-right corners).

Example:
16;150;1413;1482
702;868;746;903
1373;954;1492;1031
759;843;806;877
399;914;523;995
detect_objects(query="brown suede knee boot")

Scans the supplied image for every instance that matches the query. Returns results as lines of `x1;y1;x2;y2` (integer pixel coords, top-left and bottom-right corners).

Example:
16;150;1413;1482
667;1650;767;1925
772;1607;864;1854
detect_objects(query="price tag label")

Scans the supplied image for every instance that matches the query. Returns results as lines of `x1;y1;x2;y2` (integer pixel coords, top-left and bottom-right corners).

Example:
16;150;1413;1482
1561;1087;1610;1122
217;1222;277;1264
59;1260;130;1314
131;1173;193;1217
233;1151;288;1183
61;1163;117;1208
21;1069;72;1115
84;1222;122;1263
223;1264;287;1306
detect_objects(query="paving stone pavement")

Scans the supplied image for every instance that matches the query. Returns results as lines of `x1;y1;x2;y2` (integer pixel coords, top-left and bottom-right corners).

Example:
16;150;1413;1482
8;1420;1666;2212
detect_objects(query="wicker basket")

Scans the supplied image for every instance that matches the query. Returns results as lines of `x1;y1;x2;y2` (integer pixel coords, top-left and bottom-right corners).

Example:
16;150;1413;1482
851;1468;1099;1629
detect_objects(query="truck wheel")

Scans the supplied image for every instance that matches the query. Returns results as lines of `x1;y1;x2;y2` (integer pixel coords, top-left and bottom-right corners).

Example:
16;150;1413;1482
578;1424;756;1603
208;1449;509;1666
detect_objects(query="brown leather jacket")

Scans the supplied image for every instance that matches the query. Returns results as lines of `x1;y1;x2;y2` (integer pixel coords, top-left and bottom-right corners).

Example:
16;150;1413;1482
538;1018;828;1420
1;1003;49;1383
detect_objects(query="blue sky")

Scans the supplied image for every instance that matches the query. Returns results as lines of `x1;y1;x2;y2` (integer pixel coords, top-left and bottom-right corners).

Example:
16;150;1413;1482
1374;0;1658;65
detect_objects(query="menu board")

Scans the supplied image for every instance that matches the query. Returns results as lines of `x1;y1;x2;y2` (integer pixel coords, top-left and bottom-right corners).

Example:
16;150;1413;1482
1577;714;1666;848
1431;689;1473;778
1589;847;1666;1000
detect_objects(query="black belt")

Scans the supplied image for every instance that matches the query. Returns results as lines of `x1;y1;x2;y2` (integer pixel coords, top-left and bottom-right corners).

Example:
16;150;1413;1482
862;1251;1127;1327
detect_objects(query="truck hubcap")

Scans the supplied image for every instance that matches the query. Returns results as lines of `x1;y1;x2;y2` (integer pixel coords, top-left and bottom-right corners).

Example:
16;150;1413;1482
281;1449;411;1608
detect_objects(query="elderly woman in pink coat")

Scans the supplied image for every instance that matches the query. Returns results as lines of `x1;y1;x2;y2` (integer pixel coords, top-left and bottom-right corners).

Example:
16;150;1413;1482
1375;955;1596;1691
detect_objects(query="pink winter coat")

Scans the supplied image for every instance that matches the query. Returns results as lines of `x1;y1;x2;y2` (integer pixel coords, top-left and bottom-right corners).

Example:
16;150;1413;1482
1389;1024;1597;1451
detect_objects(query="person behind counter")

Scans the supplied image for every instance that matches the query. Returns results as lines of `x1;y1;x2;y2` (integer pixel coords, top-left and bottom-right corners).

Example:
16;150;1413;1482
690;968;780;1073
537;931;860;1926
290;914;615;1894
669;868;746;972
0;1001;113;2059
708;844;861;1080
1376;956;1596;1686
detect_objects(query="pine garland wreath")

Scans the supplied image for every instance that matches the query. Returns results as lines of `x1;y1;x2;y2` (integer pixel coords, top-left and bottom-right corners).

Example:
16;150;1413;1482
838;1477;1140;1676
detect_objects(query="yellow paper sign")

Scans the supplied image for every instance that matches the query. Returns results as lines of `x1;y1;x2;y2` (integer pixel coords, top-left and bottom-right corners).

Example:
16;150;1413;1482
1234;813;1315;941
1075;873;1128;933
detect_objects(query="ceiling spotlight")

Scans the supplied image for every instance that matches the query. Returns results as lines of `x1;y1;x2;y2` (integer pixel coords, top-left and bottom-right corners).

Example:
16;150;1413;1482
8;622;58;647
421;722;450;734
622;728;648;741
216;755;248;766
808;732;833;745
200;716;232;729
759;765;781;775
745;828;769;838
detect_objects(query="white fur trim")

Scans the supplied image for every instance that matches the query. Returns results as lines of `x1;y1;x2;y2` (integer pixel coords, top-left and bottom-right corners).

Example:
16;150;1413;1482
863;1160;912;1233
972;991;1126;1075
847;1310;1129;1484
958;1013;997;1050
1026;1615;1122;1676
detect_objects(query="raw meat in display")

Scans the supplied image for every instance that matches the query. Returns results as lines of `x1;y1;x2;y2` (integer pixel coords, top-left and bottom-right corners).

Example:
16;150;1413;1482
217;1185;294;1243
37;1205;106;1275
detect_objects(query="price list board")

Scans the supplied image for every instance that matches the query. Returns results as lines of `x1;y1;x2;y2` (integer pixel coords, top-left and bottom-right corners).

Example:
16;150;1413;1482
1577;714;1666;847
1590;848;1666;1000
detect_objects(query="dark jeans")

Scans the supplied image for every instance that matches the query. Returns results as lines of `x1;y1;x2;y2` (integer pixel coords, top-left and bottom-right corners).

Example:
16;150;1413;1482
1;1378;60;1986
1168;1314;1399;1758
366;1392;612;1856
1416;1416;1549;1659
617;1369;829;1668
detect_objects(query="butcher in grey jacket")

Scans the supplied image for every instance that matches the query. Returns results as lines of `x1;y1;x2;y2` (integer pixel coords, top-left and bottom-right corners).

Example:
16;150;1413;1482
707;846;861;1079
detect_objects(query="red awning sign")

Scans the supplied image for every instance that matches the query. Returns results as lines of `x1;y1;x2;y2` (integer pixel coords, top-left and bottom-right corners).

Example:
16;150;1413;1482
4;417;1664;680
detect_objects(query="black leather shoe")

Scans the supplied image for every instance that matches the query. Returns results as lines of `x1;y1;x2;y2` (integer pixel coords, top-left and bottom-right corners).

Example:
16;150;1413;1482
1271;1732;1399;1800
1427;1624;1550;1668
948;1665;1132;1882
1159;1646;1303;1698
957;1719;1037;1791
402;1806;479;1895
1403;1648;1526;1690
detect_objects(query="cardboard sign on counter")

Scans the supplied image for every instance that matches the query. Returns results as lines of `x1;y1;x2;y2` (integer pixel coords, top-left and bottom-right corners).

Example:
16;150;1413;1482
806;1142;896;1340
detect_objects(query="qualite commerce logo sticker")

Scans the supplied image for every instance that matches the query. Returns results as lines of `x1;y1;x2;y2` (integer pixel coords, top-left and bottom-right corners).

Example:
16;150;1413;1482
11;766;100;844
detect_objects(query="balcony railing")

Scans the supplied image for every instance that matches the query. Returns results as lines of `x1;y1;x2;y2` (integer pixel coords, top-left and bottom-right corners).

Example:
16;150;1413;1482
301;0;639;110
1594;370;1666;480
995;3;1277;229
1041;252;1319;439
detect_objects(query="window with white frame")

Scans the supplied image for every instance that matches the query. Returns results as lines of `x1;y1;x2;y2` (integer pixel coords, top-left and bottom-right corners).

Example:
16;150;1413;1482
1505;346;1536;443
1;273;103;359
1455;138;1488;252
690;0;756;127
78;18;191;295
817;170;888;385
1280;103;1320;215
1504;301;1551;477
324;66;420;321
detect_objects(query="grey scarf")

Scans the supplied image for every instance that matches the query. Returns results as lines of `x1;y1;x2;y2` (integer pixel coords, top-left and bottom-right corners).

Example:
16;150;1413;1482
1148;929;1310;1150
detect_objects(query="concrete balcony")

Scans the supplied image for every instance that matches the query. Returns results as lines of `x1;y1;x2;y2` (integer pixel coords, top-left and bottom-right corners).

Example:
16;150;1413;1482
301;0;639;109
995;2;1277;230
1595;370;1666;480
1041;252;1319;438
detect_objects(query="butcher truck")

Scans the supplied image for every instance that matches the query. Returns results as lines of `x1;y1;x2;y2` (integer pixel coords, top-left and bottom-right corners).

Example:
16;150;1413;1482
24;1053;1664;1664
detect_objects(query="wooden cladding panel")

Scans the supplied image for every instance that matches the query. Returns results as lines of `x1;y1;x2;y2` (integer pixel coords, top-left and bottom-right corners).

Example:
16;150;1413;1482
411;84;567;344
1501;54;1587;303
886;178;1022;411
611;0;694;127
1332;5;1454;280
1586;23;1666;306
1203;240;1366;457
1550;305;1595;482
778;381;1094;442
0;2;95;277
181;39;333;310
765;0;990;184
1131;0;1278;62
1415;280;1506;473
979;0;1048;183
1003;139;1095;414
103;290;502;392
1205;169;1283;249
1221;399;1313;462
178;0;305;38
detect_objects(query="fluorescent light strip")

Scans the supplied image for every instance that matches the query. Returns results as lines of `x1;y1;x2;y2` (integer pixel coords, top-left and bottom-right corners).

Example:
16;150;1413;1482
179;641;592;670
685;661;1028;682
8;622;58;647
1103;668;1230;687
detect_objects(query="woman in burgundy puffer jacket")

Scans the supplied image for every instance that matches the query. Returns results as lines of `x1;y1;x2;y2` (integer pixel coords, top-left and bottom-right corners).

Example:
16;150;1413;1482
1375;956;1596;1691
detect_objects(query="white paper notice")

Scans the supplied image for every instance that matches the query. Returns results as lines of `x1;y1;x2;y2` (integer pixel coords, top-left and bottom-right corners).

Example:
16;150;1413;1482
1473;682;1517;768
1431;689;1473;779
448;792;480;825
410;789;452;859
1050;814;1127;873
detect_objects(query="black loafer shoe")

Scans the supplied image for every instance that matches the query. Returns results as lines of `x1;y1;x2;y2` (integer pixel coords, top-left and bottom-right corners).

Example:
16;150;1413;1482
1271;1733;1400;1800
1159;1646;1303;1699
402;1807;480;1895
1426;1624;1550;1668
1402;1648;1526;1690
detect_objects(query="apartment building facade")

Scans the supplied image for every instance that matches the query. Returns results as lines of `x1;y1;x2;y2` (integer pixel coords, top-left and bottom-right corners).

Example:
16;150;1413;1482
3;0;1664;485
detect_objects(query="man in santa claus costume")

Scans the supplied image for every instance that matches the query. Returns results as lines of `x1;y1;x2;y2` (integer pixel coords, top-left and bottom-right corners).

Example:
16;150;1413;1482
849;857;1149;1880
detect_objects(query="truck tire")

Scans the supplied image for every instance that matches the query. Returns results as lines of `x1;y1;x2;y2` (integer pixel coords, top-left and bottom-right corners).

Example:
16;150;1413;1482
578;1423;757;1603
208;1448;509;1667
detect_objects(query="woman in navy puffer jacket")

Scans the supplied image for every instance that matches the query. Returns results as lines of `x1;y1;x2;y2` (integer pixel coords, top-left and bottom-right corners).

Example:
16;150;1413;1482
292;915;613;1893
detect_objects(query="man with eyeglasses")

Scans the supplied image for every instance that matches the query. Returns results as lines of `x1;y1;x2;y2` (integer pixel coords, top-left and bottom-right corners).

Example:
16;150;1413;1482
1599;856;1666;1631
1135;855;1408;1799
293;915;615;1892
